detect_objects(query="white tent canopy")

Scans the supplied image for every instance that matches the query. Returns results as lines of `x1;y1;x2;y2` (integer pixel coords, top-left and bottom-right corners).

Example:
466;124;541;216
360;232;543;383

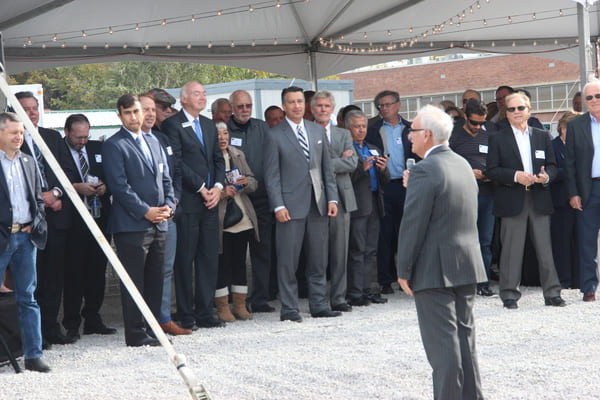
1;0;599;81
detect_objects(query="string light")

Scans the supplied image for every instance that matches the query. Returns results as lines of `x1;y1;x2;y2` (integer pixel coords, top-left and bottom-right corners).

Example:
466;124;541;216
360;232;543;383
82;43;87;49
387;30;392;36
491;41;495;47
52;33;57;41
191;15;196;22
251;40;256;46
166;43;171;49
217;10;222;16
109;26;113;34
276;1;281;8
123;43;128;49
135;23;139;31
27;37;32;45
274;38;278;45
82;30;86;38
208;41;213;48
508;16;512;23
104;42;109;48
161;19;167;26
249;5;254;12
363;32;368;39
532;12;536;20
42;43;47;49
483;19;487;26
144;42;149;49
511;41;516;47
559;9;563;16
187;42;192;49
231;41;235;47
409;27;413;33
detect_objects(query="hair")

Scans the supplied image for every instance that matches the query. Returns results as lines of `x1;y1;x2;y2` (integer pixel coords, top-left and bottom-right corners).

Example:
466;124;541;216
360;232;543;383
583;79;600;96
138;92;155;102
264;105;283;120
311;90;336;109
464;99;487;118
212;98;231;114
344;109;367;129
573;91;581;100
558;110;582;131
116;93;139;113
418;104;453;144
462;89;481;103
445;106;463;119
215;121;228;131
303;90;315;102
281;86;304;104
0;112;21;130
496;85;515;95
440;100;456;111
64;113;90;132
504;92;531;109
374;90;400;107
180;81;202;98
14;91;39;105
516;88;532;100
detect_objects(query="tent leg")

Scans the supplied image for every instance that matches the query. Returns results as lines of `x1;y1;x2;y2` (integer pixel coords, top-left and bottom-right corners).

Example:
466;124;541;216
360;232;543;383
308;51;318;91
578;2;595;90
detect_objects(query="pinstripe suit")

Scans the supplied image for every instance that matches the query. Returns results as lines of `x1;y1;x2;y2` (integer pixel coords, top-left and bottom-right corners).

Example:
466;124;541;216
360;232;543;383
397;145;486;400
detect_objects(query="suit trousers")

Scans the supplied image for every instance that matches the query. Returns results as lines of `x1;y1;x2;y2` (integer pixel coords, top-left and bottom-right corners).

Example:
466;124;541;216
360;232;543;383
328;205;350;306
377;181;405;286
476;193;495;286
63;215;109;330
248;197;275;307
276;203;329;317
550;206;578;289
348;194;380;299
174;208;219;327
576;180;600;294
499;191;562;301
159;219;177;324
114;228;165;345
414;284;483;400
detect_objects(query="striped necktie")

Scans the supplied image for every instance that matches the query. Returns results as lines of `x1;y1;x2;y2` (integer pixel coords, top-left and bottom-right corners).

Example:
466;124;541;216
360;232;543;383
78;150;89;182
296;125;309;162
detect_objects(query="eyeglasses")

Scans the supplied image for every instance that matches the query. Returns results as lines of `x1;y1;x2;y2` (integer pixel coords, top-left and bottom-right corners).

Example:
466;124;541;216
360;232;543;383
585;93;600;101
506;106;527;113
408;128;426;133
72;135;91;141
377;100;399;109
236;104;252;110
468;119;485;126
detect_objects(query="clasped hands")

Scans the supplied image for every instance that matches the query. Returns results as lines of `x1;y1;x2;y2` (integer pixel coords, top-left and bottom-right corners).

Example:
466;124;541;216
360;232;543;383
144;205;172;224
516;167;548;187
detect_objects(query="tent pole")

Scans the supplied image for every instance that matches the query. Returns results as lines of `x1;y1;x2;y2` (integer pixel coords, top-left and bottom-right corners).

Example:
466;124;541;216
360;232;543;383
578;2;595;90
309;51;318;90
0;32;6;112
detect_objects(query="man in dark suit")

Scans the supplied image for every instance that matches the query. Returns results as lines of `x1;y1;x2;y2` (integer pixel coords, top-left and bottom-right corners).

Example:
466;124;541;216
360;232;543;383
15;91;76;345
263;86;340;322
312;90;358;311
486;92;564;309
346;110;389;306
161;82;225;329
365;90;416;295
59;114;116;342
102;94;175;347
565;79;600;302
0;112;50;372
396;105;486;399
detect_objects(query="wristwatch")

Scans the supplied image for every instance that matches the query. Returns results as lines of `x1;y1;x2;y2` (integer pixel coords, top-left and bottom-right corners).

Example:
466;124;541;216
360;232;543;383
52;188;61;198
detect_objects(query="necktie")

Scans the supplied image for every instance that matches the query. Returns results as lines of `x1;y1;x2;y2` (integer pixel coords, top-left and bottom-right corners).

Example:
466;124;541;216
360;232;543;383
193;118;206;150
135;136;153;167
297;125;310;162
78;150;89;182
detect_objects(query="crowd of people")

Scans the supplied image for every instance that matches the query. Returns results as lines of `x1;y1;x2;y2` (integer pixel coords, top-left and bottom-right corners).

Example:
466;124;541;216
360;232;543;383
0;78;594;378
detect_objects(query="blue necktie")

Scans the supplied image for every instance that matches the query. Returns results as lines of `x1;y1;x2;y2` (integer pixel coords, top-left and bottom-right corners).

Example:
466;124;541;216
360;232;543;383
193;118;210;186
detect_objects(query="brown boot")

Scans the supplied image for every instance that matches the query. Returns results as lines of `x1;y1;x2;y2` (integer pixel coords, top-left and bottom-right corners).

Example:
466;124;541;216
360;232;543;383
215;296;235;322
232;293;253;320
160;321;192;335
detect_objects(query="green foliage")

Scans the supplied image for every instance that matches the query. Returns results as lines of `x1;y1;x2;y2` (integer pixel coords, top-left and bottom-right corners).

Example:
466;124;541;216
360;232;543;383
9;62;286;110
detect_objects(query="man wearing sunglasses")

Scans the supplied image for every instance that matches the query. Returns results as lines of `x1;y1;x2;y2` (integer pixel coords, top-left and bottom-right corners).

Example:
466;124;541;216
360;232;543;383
449;99;496;297
486;92;564;309
565;80;600;302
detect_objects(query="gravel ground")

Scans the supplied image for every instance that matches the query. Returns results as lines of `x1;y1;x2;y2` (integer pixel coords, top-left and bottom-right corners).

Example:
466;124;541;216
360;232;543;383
1;284;598;400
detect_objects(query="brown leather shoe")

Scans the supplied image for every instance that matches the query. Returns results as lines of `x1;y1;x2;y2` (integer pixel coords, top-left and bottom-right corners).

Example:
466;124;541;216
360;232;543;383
160;321;192;335
583;292;596;302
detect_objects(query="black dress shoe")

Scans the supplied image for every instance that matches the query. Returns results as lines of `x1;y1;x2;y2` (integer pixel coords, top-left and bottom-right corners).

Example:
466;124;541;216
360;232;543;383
477;286;496;297
311;309;342;318
83;323;117;335
24;358;51;373
503;299;518;309
332;303;352;312
66;328;80;342
348;296;371;307
545;296;567;307
380;284;394;294
368;293;388;304
45;331;76;345
280;312;303;322
196;318;226;328
251;303;276;313
127;336;160;347
42;338;52;351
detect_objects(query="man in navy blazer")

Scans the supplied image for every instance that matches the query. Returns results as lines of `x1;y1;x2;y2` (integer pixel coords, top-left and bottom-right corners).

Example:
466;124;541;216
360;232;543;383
161;82;226;329
102;94;175;347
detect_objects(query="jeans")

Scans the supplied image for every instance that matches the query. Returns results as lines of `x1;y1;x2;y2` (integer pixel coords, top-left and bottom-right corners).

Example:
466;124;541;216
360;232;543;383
0;232;43;359
477;193;495;286
159;219;177;324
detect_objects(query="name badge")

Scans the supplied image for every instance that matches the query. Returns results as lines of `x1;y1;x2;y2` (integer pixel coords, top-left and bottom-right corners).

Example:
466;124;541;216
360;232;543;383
230;137;242;147
318;140;322;144
369;149;380;156
535;150;545;159
95;154;102;163
166;146;173;156
479;145;488;154
182;121;193;128
395;137;402;145
159;163;164;173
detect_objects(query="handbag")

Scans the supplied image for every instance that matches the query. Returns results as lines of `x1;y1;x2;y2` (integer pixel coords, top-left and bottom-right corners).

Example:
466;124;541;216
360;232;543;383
223;197;243;229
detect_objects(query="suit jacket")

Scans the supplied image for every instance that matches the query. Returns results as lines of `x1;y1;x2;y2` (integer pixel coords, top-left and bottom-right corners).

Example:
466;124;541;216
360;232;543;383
0;152;47;252
161;110;224;214
329;125;358;213
486;125;557;217
565;112;597;207
350;142;390;218
102;127;175;234
396;145;486;291
264;119;338;219
550;137;569;207
366;115;418;164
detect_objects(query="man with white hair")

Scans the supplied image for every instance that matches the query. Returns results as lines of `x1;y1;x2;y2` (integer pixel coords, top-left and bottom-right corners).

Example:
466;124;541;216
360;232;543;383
397;105;487;399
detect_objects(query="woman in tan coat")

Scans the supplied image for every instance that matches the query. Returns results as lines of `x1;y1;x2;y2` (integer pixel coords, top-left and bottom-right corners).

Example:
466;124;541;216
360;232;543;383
215;122;259;321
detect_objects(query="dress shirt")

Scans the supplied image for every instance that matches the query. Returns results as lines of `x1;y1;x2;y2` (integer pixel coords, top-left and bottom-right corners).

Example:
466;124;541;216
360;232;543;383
590;114;600;178
324;122;332;143
67;144;89;181
511;125;533;177
383;118;405;179
142;130;170;176
424;144;444;159
125;128;153;168
353;141;378;192
0;150;33;224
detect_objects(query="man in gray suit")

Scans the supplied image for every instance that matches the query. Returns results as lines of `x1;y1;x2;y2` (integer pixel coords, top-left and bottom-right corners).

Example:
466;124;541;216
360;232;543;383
312;90;357;312
397;105;486;400
264;86;340;322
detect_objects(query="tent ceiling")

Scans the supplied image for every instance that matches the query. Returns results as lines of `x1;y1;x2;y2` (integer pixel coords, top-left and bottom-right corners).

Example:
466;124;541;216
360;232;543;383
1;0;599;79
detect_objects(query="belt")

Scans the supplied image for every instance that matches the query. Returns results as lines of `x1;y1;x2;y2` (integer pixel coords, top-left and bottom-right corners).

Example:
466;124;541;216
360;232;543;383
525;185;531;191
593;177;600;181
10;222;31;234
389;178;403;184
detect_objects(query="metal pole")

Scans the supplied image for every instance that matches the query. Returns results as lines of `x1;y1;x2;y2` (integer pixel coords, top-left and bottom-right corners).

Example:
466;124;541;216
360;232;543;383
578;2;595;88
0;32;7;112
0;68;210;400
309;51;318;90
